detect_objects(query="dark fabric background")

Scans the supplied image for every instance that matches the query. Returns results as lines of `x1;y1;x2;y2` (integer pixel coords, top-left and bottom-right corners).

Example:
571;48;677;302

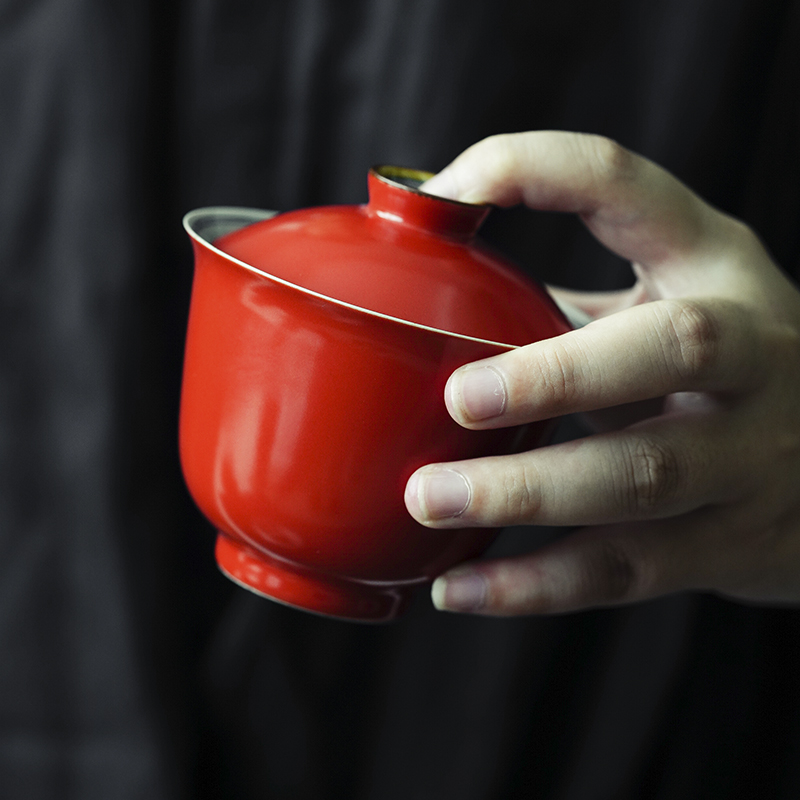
1;1;799;798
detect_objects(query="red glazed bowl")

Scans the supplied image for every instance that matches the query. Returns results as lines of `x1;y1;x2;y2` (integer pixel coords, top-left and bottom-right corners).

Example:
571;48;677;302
180;167;570;621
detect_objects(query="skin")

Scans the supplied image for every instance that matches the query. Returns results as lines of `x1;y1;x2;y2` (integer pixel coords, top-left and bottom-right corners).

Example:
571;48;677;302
403;131;800;615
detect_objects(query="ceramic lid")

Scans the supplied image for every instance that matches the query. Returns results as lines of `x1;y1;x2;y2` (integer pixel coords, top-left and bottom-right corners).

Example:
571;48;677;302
209;167;570;347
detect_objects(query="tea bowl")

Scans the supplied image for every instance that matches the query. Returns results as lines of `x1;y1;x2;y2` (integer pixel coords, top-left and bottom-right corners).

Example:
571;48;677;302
179;167;570;621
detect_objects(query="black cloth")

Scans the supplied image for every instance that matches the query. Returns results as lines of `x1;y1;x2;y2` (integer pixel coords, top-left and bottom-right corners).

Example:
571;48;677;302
2;1;799;798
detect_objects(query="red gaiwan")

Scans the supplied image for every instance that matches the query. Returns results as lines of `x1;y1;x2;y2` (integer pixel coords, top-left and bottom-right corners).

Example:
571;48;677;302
180;166;570;621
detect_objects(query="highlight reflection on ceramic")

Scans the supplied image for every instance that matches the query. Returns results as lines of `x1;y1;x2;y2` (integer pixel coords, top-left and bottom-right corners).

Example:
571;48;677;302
179;169;570;621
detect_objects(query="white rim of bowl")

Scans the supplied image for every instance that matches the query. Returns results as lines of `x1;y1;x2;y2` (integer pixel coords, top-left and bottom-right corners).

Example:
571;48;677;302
183;206;523;350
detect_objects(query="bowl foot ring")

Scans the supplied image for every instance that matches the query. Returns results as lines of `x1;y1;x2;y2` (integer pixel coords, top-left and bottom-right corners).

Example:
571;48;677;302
215;534;412;622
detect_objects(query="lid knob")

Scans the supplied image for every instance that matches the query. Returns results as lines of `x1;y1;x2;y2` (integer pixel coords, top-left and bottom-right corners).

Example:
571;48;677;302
366;165;490;242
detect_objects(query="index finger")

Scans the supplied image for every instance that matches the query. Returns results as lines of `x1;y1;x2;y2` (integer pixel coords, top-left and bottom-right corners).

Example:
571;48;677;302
421;131;723;271
445;297;761;428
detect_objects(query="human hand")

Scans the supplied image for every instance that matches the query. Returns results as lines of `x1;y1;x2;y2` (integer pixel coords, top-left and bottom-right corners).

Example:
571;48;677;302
405;131;800;615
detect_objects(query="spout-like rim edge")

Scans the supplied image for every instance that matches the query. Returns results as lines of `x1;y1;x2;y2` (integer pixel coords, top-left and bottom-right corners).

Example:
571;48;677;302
182;207;523;350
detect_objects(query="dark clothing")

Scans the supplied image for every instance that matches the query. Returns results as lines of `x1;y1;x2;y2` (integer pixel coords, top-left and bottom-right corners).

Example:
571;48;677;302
1;1;799;798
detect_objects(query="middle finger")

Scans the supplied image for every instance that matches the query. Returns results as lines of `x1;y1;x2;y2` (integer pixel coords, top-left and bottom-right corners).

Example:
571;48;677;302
405;409;749;529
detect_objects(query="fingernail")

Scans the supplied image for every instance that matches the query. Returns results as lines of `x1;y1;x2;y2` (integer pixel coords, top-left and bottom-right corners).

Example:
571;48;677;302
432;570;487;612
419;170;460;201
449;365;507;421
413;468;471;520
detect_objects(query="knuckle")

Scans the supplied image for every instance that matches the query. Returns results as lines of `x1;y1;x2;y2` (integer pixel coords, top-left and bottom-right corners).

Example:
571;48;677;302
623;436;683;514
582;135;638;187
662;300;721;383
498;462;542;522
532;341;579;410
